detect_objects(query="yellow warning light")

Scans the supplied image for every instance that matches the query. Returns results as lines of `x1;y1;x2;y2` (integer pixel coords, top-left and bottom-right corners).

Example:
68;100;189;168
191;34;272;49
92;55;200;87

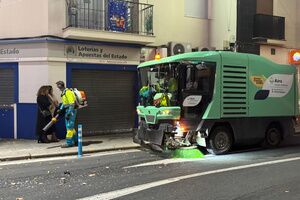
155;52;161;60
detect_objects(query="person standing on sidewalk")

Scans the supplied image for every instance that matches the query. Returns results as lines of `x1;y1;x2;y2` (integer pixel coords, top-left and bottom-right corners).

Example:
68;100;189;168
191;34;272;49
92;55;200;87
47;85;60;142
56;81;78;148
47;85;59;115
36;86;53;143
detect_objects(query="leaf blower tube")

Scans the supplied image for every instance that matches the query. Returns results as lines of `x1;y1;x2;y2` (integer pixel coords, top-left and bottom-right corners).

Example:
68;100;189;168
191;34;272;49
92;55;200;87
43;114;59;132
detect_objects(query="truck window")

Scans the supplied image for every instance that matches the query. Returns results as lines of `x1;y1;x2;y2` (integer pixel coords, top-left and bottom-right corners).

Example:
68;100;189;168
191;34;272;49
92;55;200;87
181;62;216;119
184;63;215;94
138;64;179;106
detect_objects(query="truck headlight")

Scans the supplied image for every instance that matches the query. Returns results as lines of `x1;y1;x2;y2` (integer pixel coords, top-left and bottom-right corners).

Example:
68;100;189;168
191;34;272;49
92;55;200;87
160;110;171;115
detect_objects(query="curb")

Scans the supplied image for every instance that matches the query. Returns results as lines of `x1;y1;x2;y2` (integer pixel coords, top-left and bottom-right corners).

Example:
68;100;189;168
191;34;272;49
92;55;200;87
0;146;140;162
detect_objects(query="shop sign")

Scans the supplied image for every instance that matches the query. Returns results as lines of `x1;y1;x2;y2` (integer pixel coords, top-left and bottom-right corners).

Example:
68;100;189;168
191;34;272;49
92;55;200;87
288;49;300;65
0;43;48;60
0;42;140;64
0;48;20;55
64;44;140;64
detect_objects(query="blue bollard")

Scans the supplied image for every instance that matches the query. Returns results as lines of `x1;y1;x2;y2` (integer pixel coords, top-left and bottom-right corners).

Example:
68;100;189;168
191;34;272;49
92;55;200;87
78;124;83;158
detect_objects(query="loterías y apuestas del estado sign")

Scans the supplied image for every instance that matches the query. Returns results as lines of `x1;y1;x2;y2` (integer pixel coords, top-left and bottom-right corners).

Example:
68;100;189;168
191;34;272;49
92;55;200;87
64;44;139;64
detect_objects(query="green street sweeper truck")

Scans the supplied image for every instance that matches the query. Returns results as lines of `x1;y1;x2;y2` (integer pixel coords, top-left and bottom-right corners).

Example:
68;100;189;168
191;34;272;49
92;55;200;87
134;51;299;155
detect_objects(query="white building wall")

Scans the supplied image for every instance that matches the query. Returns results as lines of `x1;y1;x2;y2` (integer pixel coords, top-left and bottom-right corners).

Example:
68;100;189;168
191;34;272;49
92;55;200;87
273;0;298;49
48;0;67;37
48;61;67;101
0;0;49;39
19;62;49;103
260;45;290;65
297;1;300;48
209;0;237;50
18;61;67;104
260;0;300;65
141;0;209;48
0;0;209;48
0;0;67;38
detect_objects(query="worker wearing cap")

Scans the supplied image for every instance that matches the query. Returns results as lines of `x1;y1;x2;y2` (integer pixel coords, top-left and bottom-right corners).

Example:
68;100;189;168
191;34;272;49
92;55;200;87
56;81;77;148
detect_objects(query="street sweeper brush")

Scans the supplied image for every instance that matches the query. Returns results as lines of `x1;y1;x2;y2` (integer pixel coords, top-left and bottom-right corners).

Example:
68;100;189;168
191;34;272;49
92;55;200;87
172;146;204;159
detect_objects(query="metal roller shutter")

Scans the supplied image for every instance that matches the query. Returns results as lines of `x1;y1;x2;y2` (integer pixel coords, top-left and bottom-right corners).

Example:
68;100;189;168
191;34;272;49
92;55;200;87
0;67;15;139
0;68;14;105
72;69;136;135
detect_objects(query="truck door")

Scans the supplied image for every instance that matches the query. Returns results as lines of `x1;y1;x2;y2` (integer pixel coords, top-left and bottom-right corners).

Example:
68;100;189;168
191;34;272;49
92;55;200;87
179;62;216;129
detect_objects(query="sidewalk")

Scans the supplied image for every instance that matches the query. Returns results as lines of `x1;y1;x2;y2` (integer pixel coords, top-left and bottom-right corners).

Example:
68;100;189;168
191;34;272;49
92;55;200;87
1;132;300;162
0;133;140;161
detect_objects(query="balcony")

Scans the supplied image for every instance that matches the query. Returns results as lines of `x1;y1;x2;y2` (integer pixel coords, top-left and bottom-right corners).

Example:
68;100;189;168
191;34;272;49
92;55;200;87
63;0;155;45
253;14;286;46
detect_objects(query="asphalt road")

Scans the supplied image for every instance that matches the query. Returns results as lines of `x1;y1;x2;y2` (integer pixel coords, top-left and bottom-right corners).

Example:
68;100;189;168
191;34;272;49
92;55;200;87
1;144;300;200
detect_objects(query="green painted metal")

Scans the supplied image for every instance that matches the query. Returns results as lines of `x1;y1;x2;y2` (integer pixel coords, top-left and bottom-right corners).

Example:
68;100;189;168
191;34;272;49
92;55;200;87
137;106;181;124
248;54;297;117
138;51;299;123
138;51;221;68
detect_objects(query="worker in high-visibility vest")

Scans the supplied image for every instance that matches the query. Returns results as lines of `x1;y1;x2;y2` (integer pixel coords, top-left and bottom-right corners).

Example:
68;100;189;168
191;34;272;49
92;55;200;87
56;81;78;148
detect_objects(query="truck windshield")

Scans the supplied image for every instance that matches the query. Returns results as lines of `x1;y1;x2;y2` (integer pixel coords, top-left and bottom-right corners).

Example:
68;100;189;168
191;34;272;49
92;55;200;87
138;62;216;107
138;63;178;106
139;64;177;92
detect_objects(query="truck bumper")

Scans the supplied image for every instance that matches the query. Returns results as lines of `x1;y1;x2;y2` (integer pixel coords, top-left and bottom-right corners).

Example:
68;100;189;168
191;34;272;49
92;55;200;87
196;135;207;147
136;121;174;146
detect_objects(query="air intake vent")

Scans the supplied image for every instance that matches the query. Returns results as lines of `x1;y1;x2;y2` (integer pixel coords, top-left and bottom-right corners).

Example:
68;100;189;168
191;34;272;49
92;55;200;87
221;65;248;117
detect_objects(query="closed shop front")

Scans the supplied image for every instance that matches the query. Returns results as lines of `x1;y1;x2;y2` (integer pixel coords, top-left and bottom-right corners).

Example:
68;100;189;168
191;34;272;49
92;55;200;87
70;65;137;135
0;63;17;139
0;38;140;139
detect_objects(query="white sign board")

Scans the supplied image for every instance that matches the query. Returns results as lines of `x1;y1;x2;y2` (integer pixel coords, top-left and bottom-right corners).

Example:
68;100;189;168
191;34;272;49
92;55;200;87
0;42;141;65
0;43;48;60
262;74;293;98
183;95;202;107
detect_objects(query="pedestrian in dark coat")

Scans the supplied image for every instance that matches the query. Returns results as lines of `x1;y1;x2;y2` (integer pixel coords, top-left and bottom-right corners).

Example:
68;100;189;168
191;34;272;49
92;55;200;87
46;85;59;142
36;86;54;143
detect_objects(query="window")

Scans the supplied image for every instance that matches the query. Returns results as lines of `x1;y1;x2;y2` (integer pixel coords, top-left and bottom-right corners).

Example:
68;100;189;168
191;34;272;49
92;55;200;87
184;64;215;94
181;62;216;118
184;0;208;19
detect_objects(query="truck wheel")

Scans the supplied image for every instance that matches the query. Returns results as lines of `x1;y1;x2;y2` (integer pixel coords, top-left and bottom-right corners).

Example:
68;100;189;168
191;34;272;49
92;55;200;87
207;126;233;155
264;125;282;148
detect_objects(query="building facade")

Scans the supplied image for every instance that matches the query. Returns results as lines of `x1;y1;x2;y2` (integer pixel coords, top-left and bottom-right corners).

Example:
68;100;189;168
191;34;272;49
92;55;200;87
0;0;210;139
1;0;299;139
